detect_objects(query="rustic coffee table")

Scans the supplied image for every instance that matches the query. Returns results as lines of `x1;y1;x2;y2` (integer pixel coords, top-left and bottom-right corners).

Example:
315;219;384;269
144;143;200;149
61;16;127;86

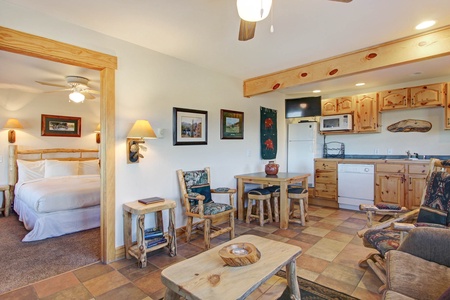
161;234;302;300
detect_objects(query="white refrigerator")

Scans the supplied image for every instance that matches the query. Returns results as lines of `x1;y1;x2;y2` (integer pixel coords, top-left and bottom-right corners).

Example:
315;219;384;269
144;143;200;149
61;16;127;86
287;122;323;187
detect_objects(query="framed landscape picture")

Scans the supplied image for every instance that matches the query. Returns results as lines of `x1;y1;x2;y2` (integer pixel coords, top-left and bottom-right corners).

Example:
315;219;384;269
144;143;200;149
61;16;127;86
220;109;244;139
41;114;81;137
173;107;208;145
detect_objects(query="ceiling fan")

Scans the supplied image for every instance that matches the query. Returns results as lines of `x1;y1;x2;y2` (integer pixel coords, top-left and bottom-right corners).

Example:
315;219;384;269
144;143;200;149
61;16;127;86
238;0;353;41
36;76;99;103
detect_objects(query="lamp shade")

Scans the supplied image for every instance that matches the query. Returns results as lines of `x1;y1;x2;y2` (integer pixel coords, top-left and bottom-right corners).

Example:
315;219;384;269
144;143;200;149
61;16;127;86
237;0;272;22
127;120;157;139
3;118;23;129
94;124;101;132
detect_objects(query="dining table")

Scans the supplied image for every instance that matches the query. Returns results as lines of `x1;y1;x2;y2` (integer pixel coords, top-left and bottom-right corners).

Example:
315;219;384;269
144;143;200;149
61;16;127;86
234;172;311;229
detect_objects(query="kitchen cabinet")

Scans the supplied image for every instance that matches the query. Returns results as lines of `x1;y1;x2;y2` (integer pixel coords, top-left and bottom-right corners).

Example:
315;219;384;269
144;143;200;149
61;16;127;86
375;163;406;207
314;160;337;201
321;97;353;116
410;83;446;108
375;162;429;209
378;88;409;111
354;93;380;132
407;163;429;209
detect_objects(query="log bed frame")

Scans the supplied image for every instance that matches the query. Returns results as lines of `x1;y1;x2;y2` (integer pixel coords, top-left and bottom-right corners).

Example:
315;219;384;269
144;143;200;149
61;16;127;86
8;145;99;201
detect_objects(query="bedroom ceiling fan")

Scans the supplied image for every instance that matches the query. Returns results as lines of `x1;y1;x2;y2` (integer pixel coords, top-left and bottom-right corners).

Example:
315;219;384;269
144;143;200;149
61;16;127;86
237;0;353;41
36;76;100;103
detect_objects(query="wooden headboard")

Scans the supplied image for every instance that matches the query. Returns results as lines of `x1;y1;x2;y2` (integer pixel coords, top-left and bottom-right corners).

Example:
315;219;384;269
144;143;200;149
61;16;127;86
8;145;99;187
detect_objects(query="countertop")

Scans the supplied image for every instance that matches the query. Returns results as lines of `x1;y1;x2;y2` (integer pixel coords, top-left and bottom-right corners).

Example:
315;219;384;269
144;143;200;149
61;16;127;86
317;154;450;164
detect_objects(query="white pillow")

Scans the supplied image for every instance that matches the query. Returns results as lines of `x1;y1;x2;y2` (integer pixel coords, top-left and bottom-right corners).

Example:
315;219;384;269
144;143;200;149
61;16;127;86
17;159;45;183
44;160;79;178
78;159;100;175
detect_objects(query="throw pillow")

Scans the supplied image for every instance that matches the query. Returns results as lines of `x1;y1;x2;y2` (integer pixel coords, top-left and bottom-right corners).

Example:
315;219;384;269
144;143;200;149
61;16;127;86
417;206;448;225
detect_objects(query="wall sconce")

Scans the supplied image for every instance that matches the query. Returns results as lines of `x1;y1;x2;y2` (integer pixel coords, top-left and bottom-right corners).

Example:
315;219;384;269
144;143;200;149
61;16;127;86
94;124;101;144
127;120;157;163
3;118;23;143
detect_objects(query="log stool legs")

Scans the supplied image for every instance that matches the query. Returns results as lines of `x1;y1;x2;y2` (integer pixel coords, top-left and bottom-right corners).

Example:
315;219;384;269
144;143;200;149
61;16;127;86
288;187;308;226
246;188;272;226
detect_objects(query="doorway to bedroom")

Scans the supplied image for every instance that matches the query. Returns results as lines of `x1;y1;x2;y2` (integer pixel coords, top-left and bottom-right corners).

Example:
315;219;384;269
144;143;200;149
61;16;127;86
0;26;117;293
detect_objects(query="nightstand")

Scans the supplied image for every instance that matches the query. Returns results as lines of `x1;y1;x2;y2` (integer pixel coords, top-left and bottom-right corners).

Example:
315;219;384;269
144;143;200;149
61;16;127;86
123;199;177;268
0;185;11;217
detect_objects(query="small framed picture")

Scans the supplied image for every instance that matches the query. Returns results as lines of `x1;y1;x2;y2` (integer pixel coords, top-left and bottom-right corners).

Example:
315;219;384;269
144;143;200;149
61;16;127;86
173;107;208;145
220;109;244;139
41;114;81;137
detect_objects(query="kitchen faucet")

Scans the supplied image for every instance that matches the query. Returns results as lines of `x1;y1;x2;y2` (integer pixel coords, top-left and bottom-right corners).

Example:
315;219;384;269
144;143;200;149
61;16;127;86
406;150;411;159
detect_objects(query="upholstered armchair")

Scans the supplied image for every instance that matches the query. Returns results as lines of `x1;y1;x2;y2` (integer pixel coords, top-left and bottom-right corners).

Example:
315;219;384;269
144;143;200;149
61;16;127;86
176;167;235;249
357;158;450;293
382;227;450;300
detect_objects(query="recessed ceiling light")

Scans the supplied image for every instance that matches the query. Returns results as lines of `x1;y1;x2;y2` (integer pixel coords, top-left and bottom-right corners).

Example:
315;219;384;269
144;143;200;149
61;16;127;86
355;82;365;86
313;90;321;93
415;20;436;30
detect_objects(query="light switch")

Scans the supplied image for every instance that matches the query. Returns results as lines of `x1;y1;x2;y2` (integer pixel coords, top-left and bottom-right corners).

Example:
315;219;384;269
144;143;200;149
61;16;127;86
0;155;3;163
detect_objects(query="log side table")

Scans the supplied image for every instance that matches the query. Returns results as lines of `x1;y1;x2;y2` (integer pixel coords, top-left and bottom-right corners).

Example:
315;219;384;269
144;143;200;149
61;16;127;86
123;199;177;268
0;185;11;217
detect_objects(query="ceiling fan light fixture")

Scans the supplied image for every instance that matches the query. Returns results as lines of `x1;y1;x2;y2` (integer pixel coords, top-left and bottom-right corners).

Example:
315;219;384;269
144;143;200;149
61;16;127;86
237;0;272;22
69;91;85;103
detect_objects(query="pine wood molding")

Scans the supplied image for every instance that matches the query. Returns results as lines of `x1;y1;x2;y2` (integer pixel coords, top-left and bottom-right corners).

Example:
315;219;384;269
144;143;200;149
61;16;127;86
0;26;117;263
243;25;450;97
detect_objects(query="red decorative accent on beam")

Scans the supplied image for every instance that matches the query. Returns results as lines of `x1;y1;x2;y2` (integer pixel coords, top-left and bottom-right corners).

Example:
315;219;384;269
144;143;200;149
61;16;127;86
329;69;338;76
300;72;308;77
272;83;281;90
366;53;378;60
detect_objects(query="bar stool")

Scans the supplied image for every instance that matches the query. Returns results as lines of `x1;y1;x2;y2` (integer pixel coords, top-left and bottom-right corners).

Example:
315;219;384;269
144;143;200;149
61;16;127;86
246;188;272;226
265;185;280;222
288;186;308;226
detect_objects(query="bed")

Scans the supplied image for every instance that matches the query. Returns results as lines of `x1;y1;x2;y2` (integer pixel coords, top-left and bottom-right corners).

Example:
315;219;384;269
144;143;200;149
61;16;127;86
8;145;101;242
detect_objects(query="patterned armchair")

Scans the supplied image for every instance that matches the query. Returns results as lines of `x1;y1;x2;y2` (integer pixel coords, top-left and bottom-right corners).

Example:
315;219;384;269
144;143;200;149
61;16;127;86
357;158;450;293
176;167;236;249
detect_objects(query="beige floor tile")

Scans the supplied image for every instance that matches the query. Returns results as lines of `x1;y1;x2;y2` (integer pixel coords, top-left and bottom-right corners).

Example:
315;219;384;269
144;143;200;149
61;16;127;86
318;217;344;226
357;268;384;294
308;208;336;218
315;273;357;296
305;238;347;261
83;270;130;297
352;286;383;300
95;282;149;300
301;226;331;237
33;272;80;298
324;230;354;243
0;286;39;300
41;284;93;300
320;262;365;287
296;268;319;282
73;263;115;283
272;228;302;239
264;233;290;243
286;238;314;253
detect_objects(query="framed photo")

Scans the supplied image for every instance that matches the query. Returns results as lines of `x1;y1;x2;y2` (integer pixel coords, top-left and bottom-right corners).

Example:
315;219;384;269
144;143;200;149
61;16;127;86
220;109;244;139
173;107;208;145
41;114;81;137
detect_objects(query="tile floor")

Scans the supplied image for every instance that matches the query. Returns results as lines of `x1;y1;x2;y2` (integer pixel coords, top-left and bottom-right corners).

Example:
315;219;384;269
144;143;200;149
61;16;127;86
0;206;384;300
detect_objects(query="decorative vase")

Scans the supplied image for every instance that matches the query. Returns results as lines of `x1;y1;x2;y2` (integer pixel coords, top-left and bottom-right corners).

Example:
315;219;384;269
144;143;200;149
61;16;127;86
265;161;279;175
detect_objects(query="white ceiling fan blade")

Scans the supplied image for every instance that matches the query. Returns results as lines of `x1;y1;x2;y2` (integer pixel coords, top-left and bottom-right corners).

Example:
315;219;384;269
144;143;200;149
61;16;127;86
43;88;72;93
81;92;96;100
35;81;67;88
84;89;100;94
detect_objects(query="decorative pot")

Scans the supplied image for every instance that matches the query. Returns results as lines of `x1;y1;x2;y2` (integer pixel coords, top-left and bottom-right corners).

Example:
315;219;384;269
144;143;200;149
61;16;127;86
265;161;279;175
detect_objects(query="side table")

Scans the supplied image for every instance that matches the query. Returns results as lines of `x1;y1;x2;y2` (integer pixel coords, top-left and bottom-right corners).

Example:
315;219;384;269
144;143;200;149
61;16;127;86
0;185;11;217
123;199;177;268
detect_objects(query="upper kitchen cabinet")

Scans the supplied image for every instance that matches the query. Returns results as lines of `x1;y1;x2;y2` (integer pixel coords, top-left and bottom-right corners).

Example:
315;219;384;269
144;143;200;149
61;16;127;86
378;88;409;111
321;97;353;116
354;93;380;133
410;83;446;108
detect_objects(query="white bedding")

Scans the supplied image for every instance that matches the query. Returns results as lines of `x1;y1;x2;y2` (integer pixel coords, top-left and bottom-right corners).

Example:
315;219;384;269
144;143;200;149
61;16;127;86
13;174;101;242
15;175;100;213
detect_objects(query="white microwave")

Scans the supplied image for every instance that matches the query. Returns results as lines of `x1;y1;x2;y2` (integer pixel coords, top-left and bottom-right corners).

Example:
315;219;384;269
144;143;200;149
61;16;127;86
320;114;353;131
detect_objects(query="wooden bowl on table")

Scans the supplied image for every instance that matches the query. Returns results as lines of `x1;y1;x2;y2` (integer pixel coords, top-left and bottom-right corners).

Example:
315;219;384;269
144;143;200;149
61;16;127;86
218;242;261;267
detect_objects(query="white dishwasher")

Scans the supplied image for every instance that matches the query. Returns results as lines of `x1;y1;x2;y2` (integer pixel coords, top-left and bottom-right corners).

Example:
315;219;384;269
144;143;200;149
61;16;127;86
338;164;374;210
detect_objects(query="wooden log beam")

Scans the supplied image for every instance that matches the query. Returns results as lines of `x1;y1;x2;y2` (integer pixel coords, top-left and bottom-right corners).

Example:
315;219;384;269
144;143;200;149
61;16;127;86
243;25;450;97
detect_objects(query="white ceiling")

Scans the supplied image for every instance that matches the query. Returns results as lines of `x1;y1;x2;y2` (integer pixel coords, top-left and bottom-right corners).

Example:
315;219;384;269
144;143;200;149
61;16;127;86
2;0;450;97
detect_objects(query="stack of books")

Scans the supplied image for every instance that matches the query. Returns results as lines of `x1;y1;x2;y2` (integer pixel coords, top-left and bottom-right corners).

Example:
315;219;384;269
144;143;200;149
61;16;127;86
144;228;167;248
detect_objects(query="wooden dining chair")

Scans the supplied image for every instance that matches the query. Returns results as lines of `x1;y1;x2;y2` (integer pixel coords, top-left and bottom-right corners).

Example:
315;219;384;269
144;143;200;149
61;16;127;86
176;167;236;249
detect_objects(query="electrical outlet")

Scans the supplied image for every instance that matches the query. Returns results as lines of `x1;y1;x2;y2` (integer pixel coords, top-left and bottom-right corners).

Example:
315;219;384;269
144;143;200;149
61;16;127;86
387;149;393;155
0;155;2;163
374;148;379;154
